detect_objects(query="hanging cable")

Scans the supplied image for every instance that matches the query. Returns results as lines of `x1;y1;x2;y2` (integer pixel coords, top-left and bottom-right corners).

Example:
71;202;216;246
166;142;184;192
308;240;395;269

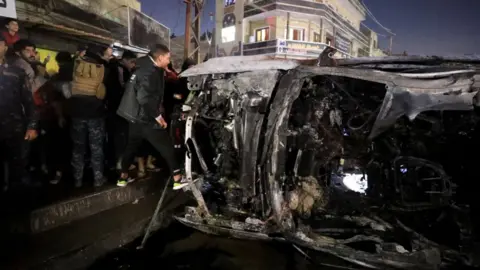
360;0;395;36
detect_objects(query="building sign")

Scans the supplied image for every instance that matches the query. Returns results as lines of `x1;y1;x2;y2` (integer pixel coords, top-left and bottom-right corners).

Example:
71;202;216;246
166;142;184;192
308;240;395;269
0;0;17;19
335;32;351;54
277;39;327;57
36;48;60;75
128;8;170;49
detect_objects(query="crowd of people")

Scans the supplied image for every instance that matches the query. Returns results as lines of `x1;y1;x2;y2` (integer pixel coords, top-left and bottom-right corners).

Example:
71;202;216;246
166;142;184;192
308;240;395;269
0;18;196;193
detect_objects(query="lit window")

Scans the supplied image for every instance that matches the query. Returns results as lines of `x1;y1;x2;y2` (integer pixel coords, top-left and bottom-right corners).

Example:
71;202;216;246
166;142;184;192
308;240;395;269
326;34;333;46
255;27;270;42
285;28;305;41
313;32;321;43
222;26;236;43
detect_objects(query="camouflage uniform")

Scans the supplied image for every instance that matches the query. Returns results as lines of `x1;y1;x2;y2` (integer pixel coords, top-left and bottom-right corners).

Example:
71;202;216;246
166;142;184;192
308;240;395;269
71;118;105;185
0;63;38;187
65;53;108;187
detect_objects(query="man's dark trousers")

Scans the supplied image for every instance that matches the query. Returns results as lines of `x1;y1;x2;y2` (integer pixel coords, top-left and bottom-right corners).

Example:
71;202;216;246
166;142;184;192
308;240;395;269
0;121;29;187
71;118;105;184
121;122;181;176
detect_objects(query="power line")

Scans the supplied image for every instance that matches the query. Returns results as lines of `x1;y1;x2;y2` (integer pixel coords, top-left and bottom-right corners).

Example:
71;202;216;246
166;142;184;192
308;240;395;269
360;0;395;36
359;0;395;54
360;22;387;37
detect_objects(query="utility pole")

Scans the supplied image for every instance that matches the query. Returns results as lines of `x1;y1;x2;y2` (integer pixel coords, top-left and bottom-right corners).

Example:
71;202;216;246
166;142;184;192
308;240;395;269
184;0;191;60
184;0;204;63
389;35;393;55
286;12;290;40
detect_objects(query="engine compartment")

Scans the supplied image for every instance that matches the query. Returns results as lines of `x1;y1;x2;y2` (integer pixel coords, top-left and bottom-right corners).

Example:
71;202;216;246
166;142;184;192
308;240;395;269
176;65;479;269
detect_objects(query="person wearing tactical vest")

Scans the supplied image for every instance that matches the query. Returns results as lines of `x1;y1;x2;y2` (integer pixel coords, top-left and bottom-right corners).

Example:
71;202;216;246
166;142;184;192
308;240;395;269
66;49;107;188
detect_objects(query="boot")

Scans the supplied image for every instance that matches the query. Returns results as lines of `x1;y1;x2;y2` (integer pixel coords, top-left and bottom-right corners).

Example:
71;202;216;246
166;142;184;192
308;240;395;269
94;177;107;187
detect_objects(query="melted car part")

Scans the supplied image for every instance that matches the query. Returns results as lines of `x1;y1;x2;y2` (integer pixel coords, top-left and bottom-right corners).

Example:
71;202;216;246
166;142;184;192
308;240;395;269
176;57;479;269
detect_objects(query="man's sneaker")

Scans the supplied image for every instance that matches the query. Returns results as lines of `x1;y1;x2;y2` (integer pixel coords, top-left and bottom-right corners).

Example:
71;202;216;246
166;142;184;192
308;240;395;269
50;173;61;185
117;176;135;187
173;177;199;190
117;179;127;187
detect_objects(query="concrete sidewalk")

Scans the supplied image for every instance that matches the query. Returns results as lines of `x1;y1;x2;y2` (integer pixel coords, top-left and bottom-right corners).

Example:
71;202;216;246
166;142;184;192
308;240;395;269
3;175;162;234
1;176;192;270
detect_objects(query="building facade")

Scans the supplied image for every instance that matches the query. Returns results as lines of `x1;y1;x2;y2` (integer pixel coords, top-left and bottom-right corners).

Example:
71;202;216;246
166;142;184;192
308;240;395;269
8;0;151;75
62;0;141;25
215;0;386;59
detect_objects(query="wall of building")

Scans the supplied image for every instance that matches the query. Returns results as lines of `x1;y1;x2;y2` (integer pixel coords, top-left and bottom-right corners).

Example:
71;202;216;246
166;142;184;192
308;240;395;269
246;19;269;42
64;0;141;11
371;48;386;57
369;32;386;56
359;27;386;57
63;0;141;25
244;16;324;44
244;16;325;44
219;0;378;58
351;39;362;57
310;22;322;43
324;0;365;30
243;14;355;54
215;0;244;57
322;19;334;42
277;16;318;41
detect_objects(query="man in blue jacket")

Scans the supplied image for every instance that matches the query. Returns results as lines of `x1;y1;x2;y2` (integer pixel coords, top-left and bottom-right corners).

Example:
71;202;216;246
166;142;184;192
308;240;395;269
117;44;186;189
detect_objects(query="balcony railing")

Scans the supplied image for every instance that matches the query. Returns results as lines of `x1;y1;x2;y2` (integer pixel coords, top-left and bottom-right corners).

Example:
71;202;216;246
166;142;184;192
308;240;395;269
243;39;353;59
244;0;369;45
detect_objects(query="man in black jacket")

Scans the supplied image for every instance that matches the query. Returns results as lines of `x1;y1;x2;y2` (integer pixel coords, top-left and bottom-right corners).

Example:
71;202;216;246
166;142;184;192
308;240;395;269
0;36;39;190
117;44;186;189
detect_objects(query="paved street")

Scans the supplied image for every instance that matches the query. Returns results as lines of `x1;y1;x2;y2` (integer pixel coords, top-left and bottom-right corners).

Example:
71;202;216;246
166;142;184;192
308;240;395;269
90;227;324;270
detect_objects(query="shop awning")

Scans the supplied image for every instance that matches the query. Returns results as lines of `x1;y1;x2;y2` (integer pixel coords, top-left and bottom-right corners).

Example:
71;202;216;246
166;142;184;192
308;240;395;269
16;0;127;45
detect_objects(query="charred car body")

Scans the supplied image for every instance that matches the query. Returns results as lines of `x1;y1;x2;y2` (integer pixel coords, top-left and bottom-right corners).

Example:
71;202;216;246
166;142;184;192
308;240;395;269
174;54;480;269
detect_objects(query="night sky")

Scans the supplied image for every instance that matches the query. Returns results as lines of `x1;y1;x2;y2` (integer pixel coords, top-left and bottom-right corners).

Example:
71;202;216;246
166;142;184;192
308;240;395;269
141;0;479;56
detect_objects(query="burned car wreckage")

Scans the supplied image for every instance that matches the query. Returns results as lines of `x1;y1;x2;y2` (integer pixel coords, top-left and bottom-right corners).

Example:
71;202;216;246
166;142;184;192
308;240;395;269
173;54;480;269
